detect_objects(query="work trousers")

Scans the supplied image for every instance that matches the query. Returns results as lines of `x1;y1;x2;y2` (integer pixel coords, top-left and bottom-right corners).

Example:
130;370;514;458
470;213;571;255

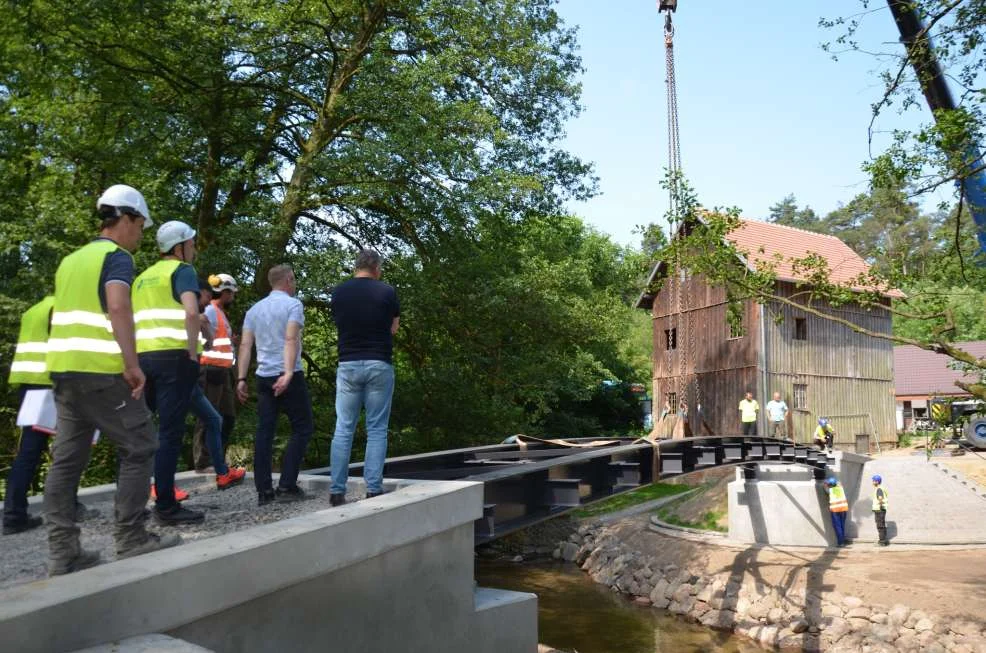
874;509;888;544
742;421;757;436
770;420;786;439
830;510;847;546
193;366;236;470
43;375;157;569
253;373;314;494
3;385;50;527
141;353;199;510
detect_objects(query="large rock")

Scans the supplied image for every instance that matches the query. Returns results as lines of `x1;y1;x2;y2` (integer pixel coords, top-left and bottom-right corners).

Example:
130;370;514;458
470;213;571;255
868;623;898;643
847;617;871;632
821;604;844;619
845;606;871;620
668;597;694;615
913;617;935;633
869;612;889;624
695;584;714;603
649;579;669;603
888;603;910;626
757;625;781;647
651;595;670;610
903;609;928;629
671;584;693;604
690;601;710;619
767;607;786;624
893;633;920;652
821;617;851;643
790;618;810;634
560;542;579;562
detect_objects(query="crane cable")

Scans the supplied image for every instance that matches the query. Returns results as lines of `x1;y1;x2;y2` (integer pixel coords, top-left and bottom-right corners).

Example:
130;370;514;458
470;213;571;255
661;5;700;428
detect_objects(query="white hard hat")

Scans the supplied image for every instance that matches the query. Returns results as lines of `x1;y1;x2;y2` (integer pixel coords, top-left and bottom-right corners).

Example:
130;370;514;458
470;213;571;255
208;273;238;293
96;184;152;228
156;220;196;254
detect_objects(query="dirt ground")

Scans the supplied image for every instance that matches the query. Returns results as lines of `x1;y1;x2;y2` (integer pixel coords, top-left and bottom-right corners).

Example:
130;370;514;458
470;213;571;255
607;515;986;622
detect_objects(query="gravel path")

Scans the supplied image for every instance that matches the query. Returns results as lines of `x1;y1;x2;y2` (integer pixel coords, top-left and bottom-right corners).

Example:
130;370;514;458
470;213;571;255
1;477;360;591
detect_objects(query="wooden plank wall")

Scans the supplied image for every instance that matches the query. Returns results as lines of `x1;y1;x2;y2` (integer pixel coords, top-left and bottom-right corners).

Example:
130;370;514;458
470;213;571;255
763;282;896;447
651;271;760;435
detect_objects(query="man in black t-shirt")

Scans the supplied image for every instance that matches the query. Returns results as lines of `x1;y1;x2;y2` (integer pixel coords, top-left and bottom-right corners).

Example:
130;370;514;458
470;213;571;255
328;250;400;506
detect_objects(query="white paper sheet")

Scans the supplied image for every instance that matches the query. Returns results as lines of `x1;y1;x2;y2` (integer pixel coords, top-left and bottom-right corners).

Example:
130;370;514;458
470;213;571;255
16;389;57;432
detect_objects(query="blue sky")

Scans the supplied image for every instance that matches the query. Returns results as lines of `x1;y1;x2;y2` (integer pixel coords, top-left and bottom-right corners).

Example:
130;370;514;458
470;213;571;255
553;1;936;247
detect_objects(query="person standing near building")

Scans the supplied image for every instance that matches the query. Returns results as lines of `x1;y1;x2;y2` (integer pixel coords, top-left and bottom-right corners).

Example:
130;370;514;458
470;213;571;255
872;474;889;546
328;250;400;506
765;391;788;440
3;296;55;534
825;476;849;547
236;264;313;506
133;220;205;525
43;184;180;575
193;273;239;472
739;391;759;436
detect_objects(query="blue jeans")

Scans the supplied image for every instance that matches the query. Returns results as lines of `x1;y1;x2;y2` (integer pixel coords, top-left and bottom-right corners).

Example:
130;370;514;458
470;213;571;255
3;386;49;526
330;361;395;495
254;372;314;494
188;383;228;475
141;353;199;510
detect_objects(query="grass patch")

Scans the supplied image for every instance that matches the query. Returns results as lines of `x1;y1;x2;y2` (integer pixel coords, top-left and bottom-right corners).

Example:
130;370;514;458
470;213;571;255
657;508;728;533
571;483;692;518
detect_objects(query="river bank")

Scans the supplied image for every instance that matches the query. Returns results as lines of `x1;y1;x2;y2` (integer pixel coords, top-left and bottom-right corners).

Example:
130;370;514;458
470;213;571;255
556;516;986;652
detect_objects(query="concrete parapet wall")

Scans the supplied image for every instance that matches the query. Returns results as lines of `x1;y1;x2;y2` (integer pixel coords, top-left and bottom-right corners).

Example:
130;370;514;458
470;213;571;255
1;477;537;653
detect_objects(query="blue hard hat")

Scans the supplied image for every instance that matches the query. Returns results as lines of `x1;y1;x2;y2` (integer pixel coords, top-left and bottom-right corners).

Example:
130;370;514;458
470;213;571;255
826;477;837;486
872;474;882;483
818;417;828;426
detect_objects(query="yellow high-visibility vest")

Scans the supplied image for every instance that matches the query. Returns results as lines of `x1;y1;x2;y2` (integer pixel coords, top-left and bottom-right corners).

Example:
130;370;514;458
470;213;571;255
132;260;190;354
872;486;889;511
9;296;55;386
828;485;849;513
47;240;130;375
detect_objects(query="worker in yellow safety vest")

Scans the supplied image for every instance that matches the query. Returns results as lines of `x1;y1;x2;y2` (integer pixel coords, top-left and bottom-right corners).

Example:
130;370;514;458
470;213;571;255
3;296;54;534
42;184;180;576
825;476;849;547
192;273;239;472
133;220;207;525
814;418;835;453
872;474;889;546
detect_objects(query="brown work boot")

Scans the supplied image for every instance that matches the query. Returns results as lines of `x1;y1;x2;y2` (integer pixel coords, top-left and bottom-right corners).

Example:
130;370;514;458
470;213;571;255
49;549;101;576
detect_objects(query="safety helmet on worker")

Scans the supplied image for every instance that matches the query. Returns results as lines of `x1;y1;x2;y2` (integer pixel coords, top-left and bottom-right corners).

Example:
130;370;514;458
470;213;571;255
156;220;196;254
96;184;153;228
209;273;238;293
826;477;838;487
818;417;829;427
872;474;882;484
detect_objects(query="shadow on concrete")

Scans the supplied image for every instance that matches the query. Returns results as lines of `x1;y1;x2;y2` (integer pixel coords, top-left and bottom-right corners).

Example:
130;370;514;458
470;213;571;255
777;484;827;540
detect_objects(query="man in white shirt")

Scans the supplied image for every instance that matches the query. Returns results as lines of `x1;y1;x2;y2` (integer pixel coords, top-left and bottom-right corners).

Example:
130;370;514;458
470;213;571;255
765;391;789;440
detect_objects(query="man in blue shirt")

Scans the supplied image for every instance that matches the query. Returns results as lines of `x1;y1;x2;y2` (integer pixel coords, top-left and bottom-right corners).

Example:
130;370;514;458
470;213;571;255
328;250;400;506
236;264;313;505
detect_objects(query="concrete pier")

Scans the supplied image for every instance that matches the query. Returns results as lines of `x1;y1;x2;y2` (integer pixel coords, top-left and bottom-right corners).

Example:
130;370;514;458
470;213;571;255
727;451;869;546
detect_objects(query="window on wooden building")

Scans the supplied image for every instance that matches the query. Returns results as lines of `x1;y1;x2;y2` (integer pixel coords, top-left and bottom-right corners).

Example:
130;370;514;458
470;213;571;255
728;317;745;339
664;328;677;350
793;384;808;410
666;392;677;412
794;318;807;341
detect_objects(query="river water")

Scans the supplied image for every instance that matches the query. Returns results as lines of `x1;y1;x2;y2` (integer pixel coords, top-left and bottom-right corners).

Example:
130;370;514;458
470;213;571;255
476;560;761;653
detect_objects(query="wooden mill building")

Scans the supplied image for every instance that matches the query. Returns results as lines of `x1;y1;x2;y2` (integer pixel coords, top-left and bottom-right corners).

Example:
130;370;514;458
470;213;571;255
636;219;898;451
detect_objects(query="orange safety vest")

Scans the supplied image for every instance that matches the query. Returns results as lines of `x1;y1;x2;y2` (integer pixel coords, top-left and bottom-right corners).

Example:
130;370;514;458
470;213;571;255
199;300;234;368
828;485;849;513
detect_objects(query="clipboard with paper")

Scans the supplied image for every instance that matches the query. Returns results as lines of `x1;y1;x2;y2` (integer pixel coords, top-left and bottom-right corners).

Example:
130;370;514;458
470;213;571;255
16;388;102;444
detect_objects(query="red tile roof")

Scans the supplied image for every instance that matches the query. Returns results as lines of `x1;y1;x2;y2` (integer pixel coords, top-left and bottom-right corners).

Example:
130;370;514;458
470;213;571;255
727;219;904;298
894;341;986;397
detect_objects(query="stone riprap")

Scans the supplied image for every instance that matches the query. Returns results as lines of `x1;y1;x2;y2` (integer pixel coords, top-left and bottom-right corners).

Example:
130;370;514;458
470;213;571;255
556;523;986;652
